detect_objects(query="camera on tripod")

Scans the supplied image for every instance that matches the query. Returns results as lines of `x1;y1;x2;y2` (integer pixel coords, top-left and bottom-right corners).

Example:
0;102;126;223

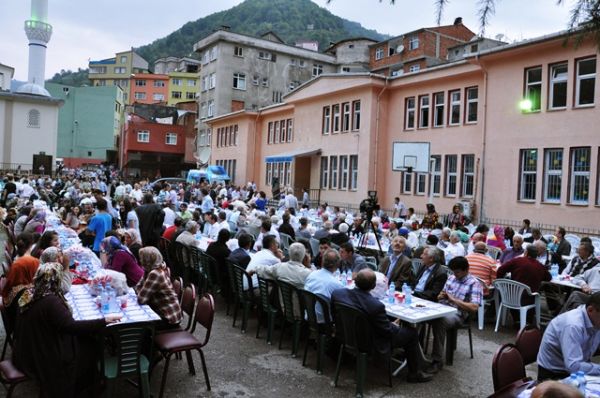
359;190;378;218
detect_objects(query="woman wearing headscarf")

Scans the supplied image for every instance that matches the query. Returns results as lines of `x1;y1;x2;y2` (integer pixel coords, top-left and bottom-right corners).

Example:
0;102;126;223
13;263;121;398
23;209;46;235
40;246;73;292
123;228;142;263
487;225;507;251
31;230;59;258
2;233;39;334
135;247;182;329
420;203;439;229
101;236;144;287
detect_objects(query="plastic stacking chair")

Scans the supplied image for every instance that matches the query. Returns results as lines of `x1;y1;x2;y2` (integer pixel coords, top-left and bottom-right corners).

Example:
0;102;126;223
333;303;393;397
492;343;529;392
277;280;304;357
172;277;184;304
364;256;378;271
279;233;294;256
174;242;191;285
411;258;422;277
474;276;497;331
154;294;214;398
309;238;320;258
564;234;581;255
0;360;28;398
225;260;239;317
231;264;258;333
515;326;542;366
487;246;502;261
299;289;333;374
256;276;279;344
100;322;155;398
493;279;540;332
190;247;218;295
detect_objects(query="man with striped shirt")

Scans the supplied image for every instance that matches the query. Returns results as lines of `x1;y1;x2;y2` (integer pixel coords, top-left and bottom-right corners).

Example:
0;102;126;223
466;242;497;295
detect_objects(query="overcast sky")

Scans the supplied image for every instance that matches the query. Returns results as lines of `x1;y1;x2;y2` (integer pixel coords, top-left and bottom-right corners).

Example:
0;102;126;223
0;0;577;81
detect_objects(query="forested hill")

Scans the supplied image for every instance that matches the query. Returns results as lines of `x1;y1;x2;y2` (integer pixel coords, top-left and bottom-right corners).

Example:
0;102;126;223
48;0;388;86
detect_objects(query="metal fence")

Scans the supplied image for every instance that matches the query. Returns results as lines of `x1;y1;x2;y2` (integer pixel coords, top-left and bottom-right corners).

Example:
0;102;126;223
481;217;600;238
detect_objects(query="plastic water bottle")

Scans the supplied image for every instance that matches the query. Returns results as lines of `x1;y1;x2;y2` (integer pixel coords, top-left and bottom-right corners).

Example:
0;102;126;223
346;271;353;286
576;371;586;395
100;287;109;314
551;265;559;279
403;284;412;306
341;270;347;283
388;282;396;304
334;269;340;282
567;374;580;390
106;282;117;313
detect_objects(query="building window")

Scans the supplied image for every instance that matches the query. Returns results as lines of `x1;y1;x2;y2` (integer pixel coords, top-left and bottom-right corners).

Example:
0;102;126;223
171;91;182;99
549;63;568;109
200;102;207;118
266;163;272;185
320;157;329;189
165;133;177;145
431;155;441;196
134;92;146;100
375;47;384;60
330;156;338;189
137;130;149;143
349;155;358;190
187;79;196;87
186;92;195;100
153;80;165;87
341;102;351;132
153;93;164;101
403;172;413;194
524;66;542;112
415;173;427;195
120;55;127;64
27;109;40;128
252;75;260;86
322;106;331;135
408;35;419;50
233;73;246;90
135;80;146;87
409;64;420;73
298;60;306;67
433;92;445;127
461;154;475;197
445;155;458;196
342;67;351;73
210;47;217;61
448;90;461;125
207;100;215;117
352;100;361;131
339;155;349;190
418;95;430;128
332;104;341;133
89;66;106;74
465;87;478;123
201;76;208;91
312;64;323;77
576;57;596;107
261;78;269;87
569;147;591;204
114;67;126;74
519;149;538;201
267;122;274;144
543;149;563;203
405;97;416;130
172;78;182;86
286;119;293;142
258;51;273;61
272;91;283;103
209;73;216;89
234;46;243;57
274;121;280;144
279;120;286;142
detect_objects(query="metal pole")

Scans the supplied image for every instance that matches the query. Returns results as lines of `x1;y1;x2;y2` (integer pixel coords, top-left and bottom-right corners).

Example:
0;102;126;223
428;157;435;204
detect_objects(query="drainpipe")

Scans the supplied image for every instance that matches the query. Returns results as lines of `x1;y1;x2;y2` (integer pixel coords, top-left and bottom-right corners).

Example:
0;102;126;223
474;54;488;223
252;110;261;184
373;78;389;190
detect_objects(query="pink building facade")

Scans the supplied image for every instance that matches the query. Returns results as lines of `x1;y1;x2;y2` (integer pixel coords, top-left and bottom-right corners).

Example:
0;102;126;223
207;30;600;234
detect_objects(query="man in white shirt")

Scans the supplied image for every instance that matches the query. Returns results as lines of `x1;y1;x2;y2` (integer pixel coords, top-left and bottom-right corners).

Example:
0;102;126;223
162;202;177;227
443;231;466;264
251;243;311;289
213;211;230;235
130;183;143;202
19;180;35;199
284;189;298;210
247;235;283;273
253;220;280;251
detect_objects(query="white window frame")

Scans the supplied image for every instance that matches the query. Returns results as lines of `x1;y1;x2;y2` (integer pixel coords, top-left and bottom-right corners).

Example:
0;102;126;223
207;100;215;117
543;148;563;203
171;91;181;99
339;155;349;190
320;157;329;189
409;64;420;73
322;106;331;135
312;64;323;77
234;46;243;57
415;173;427;195
433;92;445;127
448;90;461;126
418;94;430;128
286;119;293;142
279;119;286;143
575;57;596;107
137;130;149;143
135;80;146;87
405;97;416;130
165;132;177;145
431;155;441;196
352;100;361;131
153;80;165;88
332;104;341;133
549;62;568;110
465;87;479;123
114;67;126;74
172;78;182;86
187;79;196;87
461;154;475;198
408;35;419;50
153;93;164;101
134;92;146;100
525;66;542;112
375;47;384;60
445;155;458;196
209;73;216;89
569;147;591;204
274;121;280;144
342;102;351;132
519;149;538;201
403;172;413;194
120;55;127;64
233;73;246;90
268;122;274;144
349;155;358;191
330;156;338;189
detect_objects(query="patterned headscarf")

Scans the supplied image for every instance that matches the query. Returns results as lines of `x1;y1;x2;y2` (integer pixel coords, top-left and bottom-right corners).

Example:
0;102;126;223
19;263;69;311
40;246;61;264
138;246;164;271
101;236;132;266
493;225;505;240
125;228;142;246
2;256;39;306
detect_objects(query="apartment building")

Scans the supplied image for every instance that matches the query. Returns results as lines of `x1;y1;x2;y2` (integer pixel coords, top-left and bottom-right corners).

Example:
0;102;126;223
130;73;169;105
206;28;600;233
88;50;149;104
153;57;202;105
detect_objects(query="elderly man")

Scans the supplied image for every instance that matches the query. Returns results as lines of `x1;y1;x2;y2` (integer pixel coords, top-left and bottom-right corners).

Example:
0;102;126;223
412;246;448;302
499;234;524;264
427;256;482;373
497;245;551;295
563;241;599;278
379;236;412;288
331;222;350;246
443;231;466;264
304;249;344;322
467;232;486;255
465;242;497;295
437;228;451;250
339;242;367;275
535;240;551;268
313;221;334;240
175;221;200;248
348;217;364;237
331;269;433;383
252;243;312;289
537;292;600;381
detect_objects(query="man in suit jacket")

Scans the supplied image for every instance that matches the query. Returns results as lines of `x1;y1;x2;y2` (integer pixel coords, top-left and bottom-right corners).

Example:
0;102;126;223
379;236;412;289
411;246;448;302
135;193;165;248
331;269;432;383
226;233;252;269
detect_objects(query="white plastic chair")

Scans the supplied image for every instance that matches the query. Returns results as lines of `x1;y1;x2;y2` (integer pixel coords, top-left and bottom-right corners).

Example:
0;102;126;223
279;233;293;252
410;258;422;276
474;277;498;331
493;279;540;332
487;246;502;261
564;234;581;256
309;238;320;258
590;237;600;257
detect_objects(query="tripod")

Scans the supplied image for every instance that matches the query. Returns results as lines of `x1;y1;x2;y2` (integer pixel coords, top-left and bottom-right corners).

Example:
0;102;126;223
357;210;383;254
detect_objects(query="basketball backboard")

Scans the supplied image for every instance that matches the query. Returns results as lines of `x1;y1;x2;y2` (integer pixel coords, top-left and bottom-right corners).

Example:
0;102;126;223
392;142;430;173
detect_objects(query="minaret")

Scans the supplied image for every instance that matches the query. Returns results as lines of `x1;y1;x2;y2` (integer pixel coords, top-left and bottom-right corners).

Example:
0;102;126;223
17;0;53;96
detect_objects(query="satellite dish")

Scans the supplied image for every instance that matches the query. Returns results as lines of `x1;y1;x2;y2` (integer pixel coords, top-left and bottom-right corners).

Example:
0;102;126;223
196;146;211;166
396;45;405;54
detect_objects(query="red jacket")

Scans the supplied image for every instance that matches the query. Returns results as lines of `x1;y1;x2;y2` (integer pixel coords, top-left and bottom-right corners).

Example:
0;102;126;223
497;256;551;293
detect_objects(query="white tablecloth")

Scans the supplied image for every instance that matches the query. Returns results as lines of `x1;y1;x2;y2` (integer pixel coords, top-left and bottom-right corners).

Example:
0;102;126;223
381;296;457;323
